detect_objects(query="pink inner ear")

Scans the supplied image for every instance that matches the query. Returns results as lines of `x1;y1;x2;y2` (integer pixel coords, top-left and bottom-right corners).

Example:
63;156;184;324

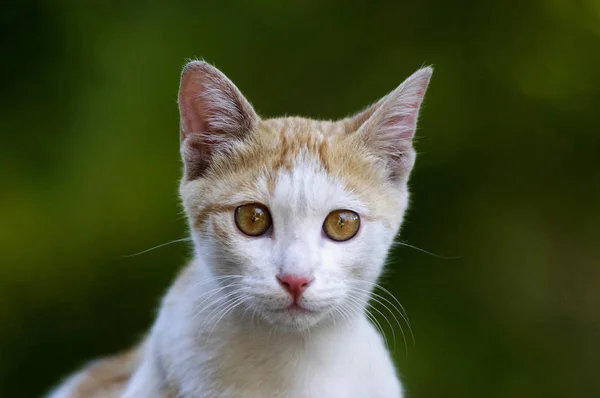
387;107;418;140
178;61;258;142
376;69;432;141
179;103;201;140
353;67;432;180
179;70;212;140
177;61;259;179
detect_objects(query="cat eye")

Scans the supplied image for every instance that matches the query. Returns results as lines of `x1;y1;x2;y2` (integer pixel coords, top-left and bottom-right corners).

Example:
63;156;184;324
235;203;272;236
323;210;360;242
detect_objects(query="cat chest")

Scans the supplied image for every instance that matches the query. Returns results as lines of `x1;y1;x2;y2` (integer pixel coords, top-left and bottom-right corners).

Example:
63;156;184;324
197;342;396;398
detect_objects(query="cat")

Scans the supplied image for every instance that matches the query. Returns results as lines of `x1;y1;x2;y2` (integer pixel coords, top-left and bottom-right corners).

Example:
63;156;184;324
46;60;432;398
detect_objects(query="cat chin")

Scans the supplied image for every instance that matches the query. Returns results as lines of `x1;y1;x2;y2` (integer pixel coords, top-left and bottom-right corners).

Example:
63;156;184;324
255;307;332;333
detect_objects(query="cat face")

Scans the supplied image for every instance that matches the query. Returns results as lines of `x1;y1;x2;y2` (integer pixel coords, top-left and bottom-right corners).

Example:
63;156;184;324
178;61;431;331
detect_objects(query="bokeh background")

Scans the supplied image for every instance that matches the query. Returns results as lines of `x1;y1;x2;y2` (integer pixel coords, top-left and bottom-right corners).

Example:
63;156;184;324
2;1;600;397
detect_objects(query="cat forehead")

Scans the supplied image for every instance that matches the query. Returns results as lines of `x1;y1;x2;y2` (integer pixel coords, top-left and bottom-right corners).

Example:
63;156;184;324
246;155;368;216
208;118;364;205
226;117;384;199
203;116;366;181
258;117;351;137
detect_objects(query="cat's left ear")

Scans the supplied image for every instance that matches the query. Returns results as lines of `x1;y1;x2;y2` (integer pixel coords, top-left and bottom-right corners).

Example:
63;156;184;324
350;67;433;181
178;61;259;180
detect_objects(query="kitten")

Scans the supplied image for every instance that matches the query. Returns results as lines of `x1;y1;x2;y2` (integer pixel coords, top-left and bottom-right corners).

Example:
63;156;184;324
47;60;432;398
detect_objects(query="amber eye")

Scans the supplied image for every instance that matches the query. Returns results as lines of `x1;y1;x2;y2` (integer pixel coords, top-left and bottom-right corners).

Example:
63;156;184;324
323;210;360;242
234;204;272;236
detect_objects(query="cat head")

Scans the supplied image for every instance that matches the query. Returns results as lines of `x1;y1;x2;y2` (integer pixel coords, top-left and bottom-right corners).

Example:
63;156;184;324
178;61;432;332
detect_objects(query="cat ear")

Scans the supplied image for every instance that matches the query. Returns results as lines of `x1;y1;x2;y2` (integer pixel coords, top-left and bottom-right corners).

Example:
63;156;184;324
351;66;433;181
178;61;259;180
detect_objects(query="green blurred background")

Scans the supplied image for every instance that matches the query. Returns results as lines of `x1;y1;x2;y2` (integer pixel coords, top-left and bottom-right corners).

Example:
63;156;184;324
2;1;600;397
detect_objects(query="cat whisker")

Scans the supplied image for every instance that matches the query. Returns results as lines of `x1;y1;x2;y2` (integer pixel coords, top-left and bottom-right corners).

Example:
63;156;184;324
349;287;406;355
207;292;250;330
122;237;193;258
349;283;412;341
331;302;354;327
371;282;415;345
195;286;244;315
366;302;397;353
369;291;411;350
188;276;248;310
191;284;245;323
239;301;257;328
202;287;250;323
328;306;339;330
189;274;246;291
192;280;243;303
195;293;242;342
343;295;390;352
205;295;250;343
392;240;460;260
352;279;415;346
364;311;389;351
249;307;258;330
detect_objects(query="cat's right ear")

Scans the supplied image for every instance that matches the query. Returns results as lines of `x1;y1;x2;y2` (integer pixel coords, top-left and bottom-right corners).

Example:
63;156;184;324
346;67;432;182
178;61;259;180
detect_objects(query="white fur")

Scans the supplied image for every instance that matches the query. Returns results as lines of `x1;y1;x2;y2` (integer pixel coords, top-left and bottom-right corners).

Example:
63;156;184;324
122;153;406;398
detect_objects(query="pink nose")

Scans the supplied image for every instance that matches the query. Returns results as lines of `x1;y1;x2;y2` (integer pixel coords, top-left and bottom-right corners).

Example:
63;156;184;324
277;274;314;300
